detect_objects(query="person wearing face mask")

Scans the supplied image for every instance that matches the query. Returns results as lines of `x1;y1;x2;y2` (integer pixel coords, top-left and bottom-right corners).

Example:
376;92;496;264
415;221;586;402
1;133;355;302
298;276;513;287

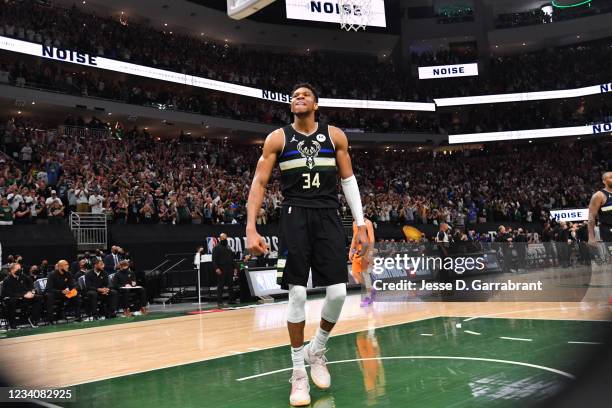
113;260;147;317
2;263;43;329
211;233;238;308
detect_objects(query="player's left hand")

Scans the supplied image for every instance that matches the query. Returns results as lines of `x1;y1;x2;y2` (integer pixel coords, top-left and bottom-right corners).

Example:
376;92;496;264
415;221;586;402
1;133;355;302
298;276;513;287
356;225;369;256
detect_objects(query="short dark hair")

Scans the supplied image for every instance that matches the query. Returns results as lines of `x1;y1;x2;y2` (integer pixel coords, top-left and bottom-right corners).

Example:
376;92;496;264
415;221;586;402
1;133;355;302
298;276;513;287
291;83;318;102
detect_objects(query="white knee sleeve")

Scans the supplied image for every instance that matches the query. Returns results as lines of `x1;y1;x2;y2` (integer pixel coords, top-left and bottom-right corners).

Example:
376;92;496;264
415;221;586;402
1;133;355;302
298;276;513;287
321;283;346;324
287;284;307;323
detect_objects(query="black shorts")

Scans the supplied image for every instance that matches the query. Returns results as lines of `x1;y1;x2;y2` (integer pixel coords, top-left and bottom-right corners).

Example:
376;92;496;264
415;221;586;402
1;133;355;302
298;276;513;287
601;224;612;255
601;224;612;243
277;206;348;289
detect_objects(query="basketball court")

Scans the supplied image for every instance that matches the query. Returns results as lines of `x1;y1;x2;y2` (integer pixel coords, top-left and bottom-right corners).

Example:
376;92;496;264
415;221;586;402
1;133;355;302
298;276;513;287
1;263;611;407
1;0;611;407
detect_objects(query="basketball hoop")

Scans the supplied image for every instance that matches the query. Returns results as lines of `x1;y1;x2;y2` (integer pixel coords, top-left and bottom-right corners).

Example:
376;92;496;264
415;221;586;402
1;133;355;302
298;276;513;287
338;0;373;31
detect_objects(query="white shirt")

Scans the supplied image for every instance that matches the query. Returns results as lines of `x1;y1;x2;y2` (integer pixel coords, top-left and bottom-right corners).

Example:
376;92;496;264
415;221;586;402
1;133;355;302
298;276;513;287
89;194;104;214
45;196;62;207
75;189;89;204
7;193;23;211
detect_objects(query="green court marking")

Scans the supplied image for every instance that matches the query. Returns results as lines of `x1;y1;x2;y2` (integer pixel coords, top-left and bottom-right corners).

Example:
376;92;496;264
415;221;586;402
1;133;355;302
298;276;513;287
66;317;611;408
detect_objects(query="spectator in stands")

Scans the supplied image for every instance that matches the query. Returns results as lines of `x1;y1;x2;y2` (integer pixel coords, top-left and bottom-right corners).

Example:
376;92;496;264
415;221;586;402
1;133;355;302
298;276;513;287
0;198;13;225
2;262;43;329
44;190;62;213
13;201;31;224
74;182;89;213
114;260;147;316
88;189;105;214
48;200;65;224
45;260;82;324
104;246;121;274
85;259;118;319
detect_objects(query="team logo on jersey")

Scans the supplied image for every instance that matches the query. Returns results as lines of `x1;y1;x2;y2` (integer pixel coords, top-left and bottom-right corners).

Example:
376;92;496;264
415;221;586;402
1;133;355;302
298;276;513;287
316;133;326;142
290;136;298;143
297;139;321;170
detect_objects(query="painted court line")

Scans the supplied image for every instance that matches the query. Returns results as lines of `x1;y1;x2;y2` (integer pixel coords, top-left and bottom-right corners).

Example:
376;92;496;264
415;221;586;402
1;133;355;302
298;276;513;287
463;306;596;322
567;341;603;345
464;330;481;336
235;356;575;381
499;336;532;342
420;333;434;336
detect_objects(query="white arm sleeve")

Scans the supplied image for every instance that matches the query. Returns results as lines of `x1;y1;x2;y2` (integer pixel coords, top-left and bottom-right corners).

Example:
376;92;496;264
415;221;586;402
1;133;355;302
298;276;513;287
341;175;365;226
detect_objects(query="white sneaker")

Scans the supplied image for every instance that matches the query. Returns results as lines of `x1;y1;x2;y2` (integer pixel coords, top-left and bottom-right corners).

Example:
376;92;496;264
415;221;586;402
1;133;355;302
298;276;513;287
304;343;331;389
289;369;311;406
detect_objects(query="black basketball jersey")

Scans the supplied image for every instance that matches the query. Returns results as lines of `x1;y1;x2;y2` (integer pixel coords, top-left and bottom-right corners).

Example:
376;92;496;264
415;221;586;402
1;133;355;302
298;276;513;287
599;189;612;225
277;123;339;208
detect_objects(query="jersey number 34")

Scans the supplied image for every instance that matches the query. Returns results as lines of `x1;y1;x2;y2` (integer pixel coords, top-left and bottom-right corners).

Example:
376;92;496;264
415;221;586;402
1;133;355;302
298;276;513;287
302;173;320;189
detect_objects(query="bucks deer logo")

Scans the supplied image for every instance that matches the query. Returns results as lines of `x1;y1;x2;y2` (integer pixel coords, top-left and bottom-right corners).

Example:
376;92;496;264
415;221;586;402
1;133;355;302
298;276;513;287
297;140;321;170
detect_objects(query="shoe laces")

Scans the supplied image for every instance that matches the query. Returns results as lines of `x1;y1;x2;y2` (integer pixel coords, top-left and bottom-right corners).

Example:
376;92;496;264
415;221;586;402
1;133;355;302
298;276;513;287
290;372;308;390
310;348;328;365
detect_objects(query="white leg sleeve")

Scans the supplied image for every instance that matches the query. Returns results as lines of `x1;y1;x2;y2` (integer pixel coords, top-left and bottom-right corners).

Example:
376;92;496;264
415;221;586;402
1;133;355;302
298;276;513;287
287;284;307;323
321;283;347;324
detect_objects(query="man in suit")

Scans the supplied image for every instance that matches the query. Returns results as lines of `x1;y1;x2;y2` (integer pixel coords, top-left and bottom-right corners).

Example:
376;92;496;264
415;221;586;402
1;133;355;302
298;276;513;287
85;259;118;319
212;233;238;307
104;246;121;274
2;263;43;329
113;260;147;316
46;260;82;324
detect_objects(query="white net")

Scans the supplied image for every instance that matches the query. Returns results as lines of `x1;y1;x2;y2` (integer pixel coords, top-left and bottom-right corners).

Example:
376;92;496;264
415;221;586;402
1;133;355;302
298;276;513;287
338;0;373;31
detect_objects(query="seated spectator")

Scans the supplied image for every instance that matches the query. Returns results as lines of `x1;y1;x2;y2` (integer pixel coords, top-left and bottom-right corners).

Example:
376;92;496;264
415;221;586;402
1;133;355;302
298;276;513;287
28;264;41;282
73;259;90;282
113;260;147;317
45;260;82;324
2;263;43;329
84;259;118;319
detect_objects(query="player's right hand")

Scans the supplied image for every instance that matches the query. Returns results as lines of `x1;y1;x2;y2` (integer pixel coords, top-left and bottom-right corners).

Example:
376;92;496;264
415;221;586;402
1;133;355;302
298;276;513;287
356;225;370;256
246;230;268;255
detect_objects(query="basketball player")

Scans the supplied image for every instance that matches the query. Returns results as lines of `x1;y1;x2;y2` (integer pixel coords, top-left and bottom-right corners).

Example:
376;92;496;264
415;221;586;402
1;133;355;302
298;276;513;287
246;83;369;406
588;171;612;256
349;217;376;306
588;171;612;251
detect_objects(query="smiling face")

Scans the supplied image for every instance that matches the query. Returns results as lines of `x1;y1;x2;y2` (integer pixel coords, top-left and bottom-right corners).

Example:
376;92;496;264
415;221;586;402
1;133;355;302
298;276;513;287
290;87;318;118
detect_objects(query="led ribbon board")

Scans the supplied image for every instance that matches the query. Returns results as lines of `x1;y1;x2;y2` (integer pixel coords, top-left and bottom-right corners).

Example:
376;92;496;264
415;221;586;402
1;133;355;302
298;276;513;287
0;36;434;111
448;122;612;144
436;83;612;106
418;63;479;79
549;209;589;222
0;36;607;112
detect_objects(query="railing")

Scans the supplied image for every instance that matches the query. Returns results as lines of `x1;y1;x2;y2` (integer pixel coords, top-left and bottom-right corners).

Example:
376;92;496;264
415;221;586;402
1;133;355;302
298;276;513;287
58;125;111;140
69;212;108;250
